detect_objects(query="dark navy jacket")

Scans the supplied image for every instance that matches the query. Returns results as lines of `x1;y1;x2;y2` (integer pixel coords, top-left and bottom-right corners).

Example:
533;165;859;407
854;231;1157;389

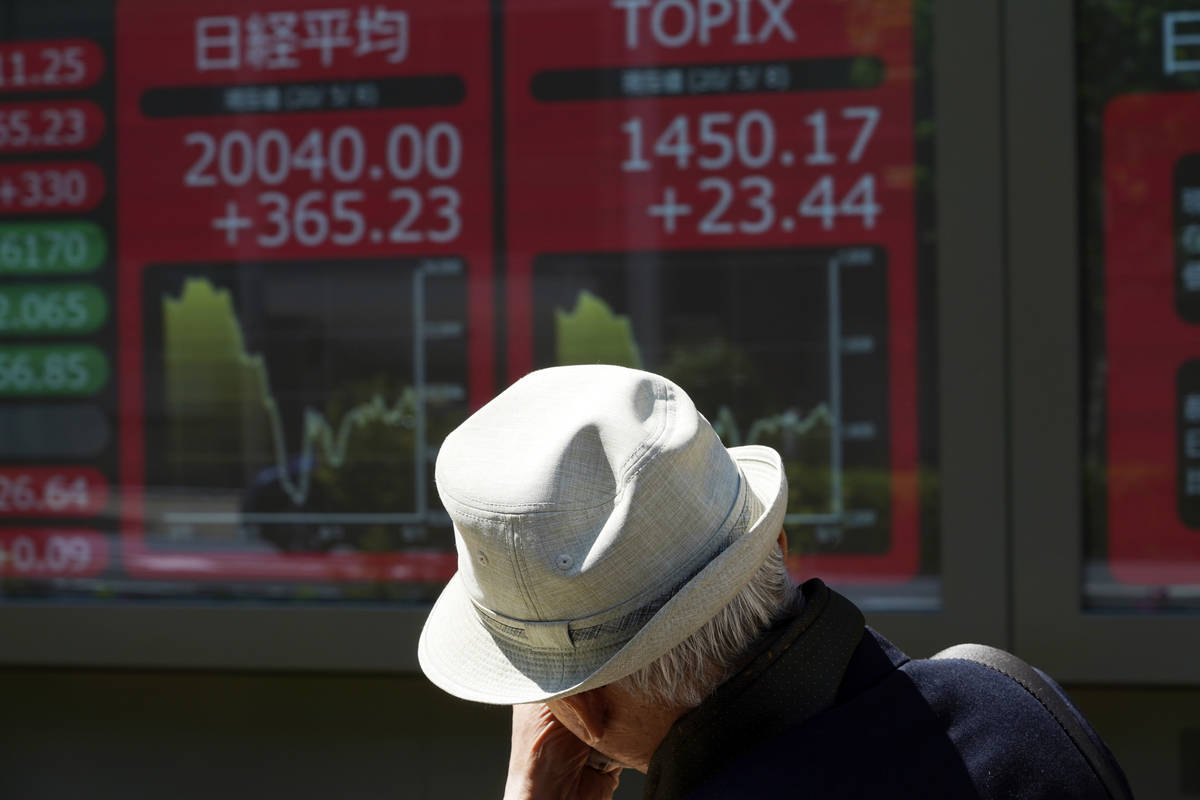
642;580;1131;799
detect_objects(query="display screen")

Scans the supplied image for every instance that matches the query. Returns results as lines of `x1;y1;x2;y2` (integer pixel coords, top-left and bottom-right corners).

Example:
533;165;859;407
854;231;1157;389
0;0;936;604
1079;0;1200;609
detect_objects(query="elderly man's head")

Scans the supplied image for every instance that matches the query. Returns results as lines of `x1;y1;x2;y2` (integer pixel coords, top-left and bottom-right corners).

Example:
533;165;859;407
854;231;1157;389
419;366;792;764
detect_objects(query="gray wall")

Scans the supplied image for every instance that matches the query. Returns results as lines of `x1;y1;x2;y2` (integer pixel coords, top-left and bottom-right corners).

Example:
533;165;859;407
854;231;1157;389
2;665;1194;799
0;668;647;799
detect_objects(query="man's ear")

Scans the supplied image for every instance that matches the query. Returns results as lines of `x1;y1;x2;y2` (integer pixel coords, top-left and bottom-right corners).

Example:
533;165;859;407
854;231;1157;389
777;528;788;559
551;688;608;747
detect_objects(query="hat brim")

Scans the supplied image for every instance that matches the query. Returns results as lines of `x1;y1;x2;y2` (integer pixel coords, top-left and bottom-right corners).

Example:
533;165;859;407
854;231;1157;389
417;445;788;705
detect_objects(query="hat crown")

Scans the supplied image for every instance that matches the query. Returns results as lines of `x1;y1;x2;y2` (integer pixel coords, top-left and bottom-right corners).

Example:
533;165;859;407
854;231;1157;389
435;365;744;629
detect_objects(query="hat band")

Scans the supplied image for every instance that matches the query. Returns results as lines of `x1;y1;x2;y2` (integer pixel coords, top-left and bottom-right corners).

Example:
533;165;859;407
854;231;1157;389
470;474;762;654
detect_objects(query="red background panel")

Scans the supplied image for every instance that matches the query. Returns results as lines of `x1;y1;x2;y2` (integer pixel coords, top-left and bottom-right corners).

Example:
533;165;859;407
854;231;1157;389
1104;91;1200;585
0;39;105;93
0;161;106;213
116;0;493;582
504;0;919;581
0;528;109;578
0;467;109;518
0;100;107;153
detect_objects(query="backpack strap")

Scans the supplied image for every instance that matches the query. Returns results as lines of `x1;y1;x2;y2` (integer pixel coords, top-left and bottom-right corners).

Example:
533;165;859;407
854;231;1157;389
932;643;1132;800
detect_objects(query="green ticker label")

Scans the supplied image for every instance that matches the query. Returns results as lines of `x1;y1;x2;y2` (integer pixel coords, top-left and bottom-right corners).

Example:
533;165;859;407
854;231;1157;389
0;222;107;275
0;283;108;336
0;345;108;396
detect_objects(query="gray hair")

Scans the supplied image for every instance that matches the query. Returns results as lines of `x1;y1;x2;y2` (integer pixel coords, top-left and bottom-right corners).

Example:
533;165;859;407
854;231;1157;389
612;543;793;708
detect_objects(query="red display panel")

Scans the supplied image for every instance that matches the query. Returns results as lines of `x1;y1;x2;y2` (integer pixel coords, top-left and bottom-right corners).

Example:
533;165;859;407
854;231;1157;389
116;1;492;584
1104;92;1200;585
0;40;105;94
0;467;109;518
0;162;106;214
505;0;919;581
0;100;107;153
0;528;108;579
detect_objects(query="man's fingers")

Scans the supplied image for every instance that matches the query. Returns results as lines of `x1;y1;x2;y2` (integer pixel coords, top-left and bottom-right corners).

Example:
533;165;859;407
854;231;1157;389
577;764;621;799
506;703;618;800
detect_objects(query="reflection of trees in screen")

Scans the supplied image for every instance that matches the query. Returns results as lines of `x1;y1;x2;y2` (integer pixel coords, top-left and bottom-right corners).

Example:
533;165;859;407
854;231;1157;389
556;290;643;369
147;260;466;556
543;256;893;554
556;293;836;519
164;280;425;528
659;333;838;520
654;337;894;534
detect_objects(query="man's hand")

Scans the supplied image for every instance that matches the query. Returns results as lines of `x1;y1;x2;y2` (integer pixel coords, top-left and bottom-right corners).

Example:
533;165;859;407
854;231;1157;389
503;703;622;800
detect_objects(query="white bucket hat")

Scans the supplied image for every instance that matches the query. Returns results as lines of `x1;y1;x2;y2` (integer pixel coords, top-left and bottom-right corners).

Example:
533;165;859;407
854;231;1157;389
418;365;787;705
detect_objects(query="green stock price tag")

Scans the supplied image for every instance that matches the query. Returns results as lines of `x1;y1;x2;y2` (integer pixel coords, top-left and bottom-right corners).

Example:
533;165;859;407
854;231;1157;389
0;345;108;397
0;283;108;336
0;222;107;276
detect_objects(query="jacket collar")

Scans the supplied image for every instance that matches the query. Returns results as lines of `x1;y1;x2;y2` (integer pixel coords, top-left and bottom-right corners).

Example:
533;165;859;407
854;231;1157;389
643;579;866;800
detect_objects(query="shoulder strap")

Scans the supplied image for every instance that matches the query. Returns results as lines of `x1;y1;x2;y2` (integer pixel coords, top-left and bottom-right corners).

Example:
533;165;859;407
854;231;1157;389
932;643;1132;800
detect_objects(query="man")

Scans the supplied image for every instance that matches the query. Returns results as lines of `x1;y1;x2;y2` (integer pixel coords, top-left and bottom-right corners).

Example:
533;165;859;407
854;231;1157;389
419;365;1129;799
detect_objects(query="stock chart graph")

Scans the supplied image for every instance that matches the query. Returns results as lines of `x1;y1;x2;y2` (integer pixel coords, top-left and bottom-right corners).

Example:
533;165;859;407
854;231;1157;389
536;247;891;554
142;258;467;555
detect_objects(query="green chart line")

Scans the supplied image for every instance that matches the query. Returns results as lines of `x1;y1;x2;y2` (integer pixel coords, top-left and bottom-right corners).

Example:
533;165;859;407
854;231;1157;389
551;250;856;525
164;277;420;508
711;403;834;449
163;259;465;521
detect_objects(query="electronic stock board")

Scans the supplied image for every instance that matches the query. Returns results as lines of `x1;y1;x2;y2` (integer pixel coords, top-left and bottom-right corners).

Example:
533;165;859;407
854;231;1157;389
0;0;935;601
1081;1;1200;600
